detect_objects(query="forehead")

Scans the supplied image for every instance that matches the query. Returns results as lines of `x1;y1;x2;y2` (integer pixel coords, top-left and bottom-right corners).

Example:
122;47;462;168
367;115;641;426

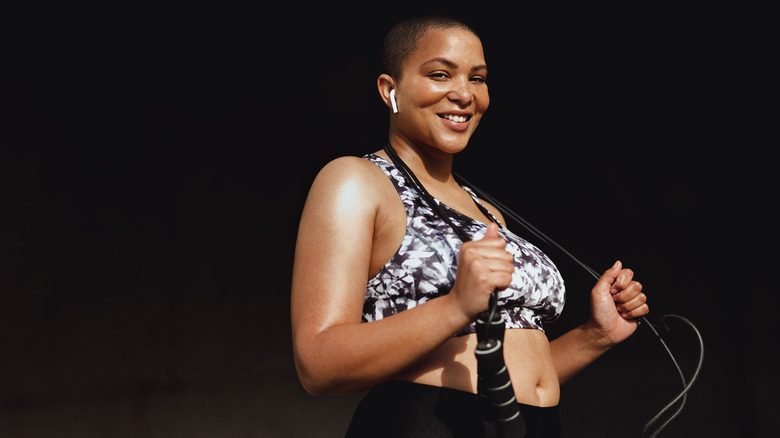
404;27;486;69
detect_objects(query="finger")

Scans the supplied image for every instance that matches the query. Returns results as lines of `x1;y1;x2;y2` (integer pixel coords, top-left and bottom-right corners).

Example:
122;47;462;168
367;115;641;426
469;259;514;290
471;254;514;273
491;270;514;290
461;242;513;264
490;258;516;274
612;280;643;301
595;261;622;295
476;223;506;249
483;221;500;239
470;226;508;252
474;257;515;277
483;247;514;263
611;268;635;294
620;303;649;319
616;291;647;314
489;264;514;289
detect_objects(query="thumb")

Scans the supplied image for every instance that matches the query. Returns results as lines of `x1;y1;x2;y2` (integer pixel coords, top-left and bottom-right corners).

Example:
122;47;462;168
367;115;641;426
483;221;500;239
594;260;621;295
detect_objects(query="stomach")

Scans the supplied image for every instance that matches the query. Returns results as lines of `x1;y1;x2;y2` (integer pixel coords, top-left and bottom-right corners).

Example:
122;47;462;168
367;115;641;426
393;328;560;407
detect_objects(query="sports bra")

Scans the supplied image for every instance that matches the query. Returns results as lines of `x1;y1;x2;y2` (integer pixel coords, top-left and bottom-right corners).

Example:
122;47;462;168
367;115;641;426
362;154;566;335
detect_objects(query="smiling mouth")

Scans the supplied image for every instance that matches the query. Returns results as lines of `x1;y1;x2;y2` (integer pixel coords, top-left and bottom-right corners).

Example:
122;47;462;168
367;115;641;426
438;113;472;123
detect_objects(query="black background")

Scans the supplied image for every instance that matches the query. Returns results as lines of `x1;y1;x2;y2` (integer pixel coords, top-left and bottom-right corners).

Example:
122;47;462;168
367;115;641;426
3;4;776;437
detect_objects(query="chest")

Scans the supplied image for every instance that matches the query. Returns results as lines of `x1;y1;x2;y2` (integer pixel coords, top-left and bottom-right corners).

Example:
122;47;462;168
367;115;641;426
369;182;491;279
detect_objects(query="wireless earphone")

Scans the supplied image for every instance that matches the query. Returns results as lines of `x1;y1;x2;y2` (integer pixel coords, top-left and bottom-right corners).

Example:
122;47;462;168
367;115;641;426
389;88;399;114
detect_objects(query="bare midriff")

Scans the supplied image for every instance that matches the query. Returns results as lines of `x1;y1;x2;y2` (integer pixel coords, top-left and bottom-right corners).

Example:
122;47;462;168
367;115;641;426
393;328;560;407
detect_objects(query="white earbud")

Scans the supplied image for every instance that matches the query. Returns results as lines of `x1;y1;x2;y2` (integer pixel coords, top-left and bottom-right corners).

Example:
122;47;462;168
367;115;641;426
389;89;399;114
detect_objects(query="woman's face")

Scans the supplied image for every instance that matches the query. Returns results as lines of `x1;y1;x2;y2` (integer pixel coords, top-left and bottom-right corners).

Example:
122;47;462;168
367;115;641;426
393;27;489;155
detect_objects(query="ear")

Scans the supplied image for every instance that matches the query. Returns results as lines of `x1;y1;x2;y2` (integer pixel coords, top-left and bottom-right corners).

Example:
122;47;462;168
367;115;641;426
377;74;397;113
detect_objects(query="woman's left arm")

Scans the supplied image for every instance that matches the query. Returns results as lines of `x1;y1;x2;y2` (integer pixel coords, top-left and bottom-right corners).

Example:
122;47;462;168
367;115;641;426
549;260;649;384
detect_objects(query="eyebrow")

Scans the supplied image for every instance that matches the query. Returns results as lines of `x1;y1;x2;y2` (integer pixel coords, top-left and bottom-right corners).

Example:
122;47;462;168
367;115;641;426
420;57;488;74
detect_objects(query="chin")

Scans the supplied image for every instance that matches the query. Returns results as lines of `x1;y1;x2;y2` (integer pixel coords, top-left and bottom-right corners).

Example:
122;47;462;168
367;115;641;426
435;134;474;154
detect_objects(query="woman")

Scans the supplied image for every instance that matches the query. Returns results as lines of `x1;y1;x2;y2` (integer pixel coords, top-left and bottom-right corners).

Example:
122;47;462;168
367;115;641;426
291;16;649;437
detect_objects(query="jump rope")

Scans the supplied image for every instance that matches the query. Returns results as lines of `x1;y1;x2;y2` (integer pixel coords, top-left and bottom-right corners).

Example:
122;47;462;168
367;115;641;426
383;144;704;437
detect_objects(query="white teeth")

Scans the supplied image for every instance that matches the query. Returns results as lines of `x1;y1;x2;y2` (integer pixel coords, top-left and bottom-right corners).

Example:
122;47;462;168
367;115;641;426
444;114;468;123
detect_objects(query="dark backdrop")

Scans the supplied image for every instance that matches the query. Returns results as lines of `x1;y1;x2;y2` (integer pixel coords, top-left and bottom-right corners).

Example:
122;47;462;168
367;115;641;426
3;5;776;437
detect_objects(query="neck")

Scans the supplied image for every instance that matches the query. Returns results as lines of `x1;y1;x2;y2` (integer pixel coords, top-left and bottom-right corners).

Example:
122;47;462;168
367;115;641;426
386;133;455;186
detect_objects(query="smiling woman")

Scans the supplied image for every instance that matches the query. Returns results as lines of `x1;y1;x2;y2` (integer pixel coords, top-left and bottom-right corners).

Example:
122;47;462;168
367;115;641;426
377;27;489;155
290;15;648;438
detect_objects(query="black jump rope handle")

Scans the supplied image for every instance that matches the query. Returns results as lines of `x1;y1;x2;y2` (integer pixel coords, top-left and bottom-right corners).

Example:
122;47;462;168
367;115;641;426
475;309;526;437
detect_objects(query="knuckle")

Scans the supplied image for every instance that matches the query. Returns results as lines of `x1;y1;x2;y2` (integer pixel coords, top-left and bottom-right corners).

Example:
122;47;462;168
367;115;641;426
488;240;506;250
502;272;513;285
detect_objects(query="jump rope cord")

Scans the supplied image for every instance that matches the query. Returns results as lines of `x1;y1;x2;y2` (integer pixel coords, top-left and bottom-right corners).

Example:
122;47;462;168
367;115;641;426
453;171;705;438
382;144;704;436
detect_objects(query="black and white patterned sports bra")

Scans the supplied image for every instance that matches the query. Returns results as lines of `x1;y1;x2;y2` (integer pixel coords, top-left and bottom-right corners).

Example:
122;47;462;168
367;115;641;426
362;154;566;335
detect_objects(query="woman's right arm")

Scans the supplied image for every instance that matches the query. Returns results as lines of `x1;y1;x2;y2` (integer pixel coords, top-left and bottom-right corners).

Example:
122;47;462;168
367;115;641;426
290;157;512;396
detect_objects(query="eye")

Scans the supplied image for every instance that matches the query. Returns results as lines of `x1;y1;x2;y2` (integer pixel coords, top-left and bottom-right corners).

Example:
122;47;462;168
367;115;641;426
428;71;451;81
471;75;487;84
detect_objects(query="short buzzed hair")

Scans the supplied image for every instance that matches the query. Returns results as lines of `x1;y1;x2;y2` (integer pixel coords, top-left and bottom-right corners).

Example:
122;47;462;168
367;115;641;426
382;16;479;81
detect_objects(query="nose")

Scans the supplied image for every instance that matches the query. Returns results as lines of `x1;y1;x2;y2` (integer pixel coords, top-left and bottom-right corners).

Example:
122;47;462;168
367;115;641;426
447;82;474;107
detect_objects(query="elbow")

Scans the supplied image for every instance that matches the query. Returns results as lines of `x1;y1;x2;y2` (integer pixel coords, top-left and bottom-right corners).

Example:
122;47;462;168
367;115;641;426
302;380;335;397
294;348;376;396
292;328;377;396
293;333;331;395
297;364;378;397
293;346;343;396
295;362;346;397
296;365;332;396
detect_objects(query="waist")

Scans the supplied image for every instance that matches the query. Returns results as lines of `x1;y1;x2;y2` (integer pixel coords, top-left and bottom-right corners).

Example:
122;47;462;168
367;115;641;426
394;328;560;407
347;380;561;438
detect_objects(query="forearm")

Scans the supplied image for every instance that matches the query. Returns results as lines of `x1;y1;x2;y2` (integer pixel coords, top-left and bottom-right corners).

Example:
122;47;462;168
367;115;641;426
293;293;471;396
549;321;612;384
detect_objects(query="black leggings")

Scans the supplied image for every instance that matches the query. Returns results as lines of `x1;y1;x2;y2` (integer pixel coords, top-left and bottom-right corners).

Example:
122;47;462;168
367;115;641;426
345;380;560;438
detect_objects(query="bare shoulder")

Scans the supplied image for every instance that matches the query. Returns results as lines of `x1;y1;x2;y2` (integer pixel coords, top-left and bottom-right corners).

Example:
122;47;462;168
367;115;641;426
309;155;390;192
305;155;388;213
313;155;384;186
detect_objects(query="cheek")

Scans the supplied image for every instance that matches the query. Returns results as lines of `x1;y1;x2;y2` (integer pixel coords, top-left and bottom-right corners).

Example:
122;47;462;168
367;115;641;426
478;88;490;113
469;91;489;128
410;87;446;109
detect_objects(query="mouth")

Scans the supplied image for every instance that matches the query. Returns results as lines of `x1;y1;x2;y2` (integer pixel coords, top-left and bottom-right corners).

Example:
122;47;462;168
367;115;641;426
438;113;473;123
437;112;474;132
